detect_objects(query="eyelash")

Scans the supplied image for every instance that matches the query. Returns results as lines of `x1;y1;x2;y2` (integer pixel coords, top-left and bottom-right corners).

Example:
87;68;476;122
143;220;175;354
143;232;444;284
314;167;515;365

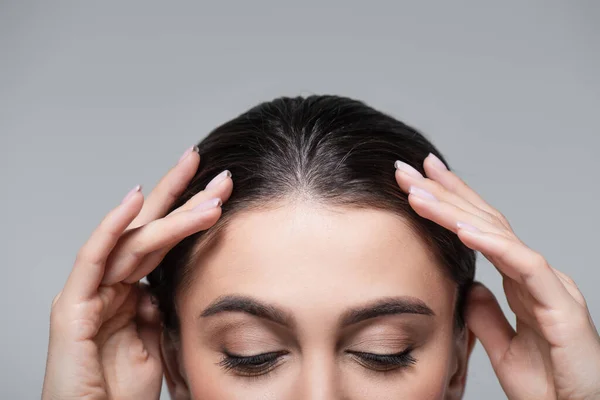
346;348;417;372
218;350;288;377
218;348;416;377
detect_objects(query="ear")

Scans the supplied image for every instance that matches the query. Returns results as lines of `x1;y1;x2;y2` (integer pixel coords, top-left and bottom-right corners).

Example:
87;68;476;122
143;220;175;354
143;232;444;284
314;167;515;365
446;327;477;400
161;330;191;400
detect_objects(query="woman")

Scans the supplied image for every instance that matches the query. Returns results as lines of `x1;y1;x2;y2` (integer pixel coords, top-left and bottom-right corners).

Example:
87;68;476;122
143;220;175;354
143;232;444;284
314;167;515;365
42;95;600;399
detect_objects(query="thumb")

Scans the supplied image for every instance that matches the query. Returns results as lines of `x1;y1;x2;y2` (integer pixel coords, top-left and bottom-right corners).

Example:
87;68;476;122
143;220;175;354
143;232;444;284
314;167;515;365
465;281;515;371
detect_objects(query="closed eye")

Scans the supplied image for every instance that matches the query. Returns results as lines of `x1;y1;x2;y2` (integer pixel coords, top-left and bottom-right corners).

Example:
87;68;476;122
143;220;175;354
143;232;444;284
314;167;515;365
346;348;416;371
217;350;288;377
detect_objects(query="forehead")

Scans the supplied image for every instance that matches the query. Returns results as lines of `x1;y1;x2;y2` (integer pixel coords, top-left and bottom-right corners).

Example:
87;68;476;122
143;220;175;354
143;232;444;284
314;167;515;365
183;202;456;320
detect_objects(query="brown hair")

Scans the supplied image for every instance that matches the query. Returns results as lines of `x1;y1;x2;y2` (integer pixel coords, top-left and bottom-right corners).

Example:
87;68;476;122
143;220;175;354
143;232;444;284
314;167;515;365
147;95;476;335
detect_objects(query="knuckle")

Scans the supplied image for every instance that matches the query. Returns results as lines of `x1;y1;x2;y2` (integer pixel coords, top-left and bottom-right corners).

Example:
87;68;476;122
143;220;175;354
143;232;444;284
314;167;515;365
75;246;100;266
127;238;147;261
497;214;513;230
121;228;147;258
561;273;577;287
489;209;507;224
444;179;459;193
110;236;144;266
478;210;499;225
529;251;548;270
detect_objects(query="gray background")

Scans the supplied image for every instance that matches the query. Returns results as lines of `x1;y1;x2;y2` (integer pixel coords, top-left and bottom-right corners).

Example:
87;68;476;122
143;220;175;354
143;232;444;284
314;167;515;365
1;1;598;399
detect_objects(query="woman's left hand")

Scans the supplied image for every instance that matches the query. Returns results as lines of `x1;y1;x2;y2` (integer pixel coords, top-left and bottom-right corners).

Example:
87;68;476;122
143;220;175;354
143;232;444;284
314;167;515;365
394;153;600;400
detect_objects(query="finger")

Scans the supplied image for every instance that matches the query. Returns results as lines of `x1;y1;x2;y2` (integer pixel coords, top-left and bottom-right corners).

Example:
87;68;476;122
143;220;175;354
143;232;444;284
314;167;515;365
456;228;576;311
394;166;502;228
101;198;223;285
62;186;144;301
403;185;511;238
107;171;233;286
123;247;169;284
167;169;233;216
550;267;587;307
129;146;200;228
421;154;513;230
501;275;540;333
94;285;139;348
97;283;133;324
465;282;515;370
108;171;233;285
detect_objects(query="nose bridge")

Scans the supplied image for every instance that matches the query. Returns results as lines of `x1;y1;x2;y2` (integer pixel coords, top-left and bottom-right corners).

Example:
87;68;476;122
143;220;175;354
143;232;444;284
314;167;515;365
293;350;341;400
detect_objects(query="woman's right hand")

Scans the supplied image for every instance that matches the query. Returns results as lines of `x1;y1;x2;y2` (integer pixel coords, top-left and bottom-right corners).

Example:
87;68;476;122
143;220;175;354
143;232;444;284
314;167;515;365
42;146;233;400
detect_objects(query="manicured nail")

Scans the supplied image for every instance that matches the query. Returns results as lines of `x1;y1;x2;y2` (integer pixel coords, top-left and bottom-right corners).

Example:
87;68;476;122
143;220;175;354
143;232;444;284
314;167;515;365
408;185;438;201
427;153;448;171
121;184;141;205
178;145;200;164
193;197;222;212
205;170;232;190
457;221;481;233
394;160;424;179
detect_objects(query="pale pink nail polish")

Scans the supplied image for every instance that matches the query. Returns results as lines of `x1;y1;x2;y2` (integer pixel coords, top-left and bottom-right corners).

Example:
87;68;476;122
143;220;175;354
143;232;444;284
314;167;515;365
427;153;448;171
457;221;480;233
178;145;199;164
394;160;424;179
193;197;222;212
121;184;141;204
205;170;232;190
408;185;438;201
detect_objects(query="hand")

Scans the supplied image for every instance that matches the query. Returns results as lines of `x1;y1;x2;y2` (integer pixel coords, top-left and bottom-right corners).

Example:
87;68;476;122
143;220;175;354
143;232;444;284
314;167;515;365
42;146;233;400
394;153;600;400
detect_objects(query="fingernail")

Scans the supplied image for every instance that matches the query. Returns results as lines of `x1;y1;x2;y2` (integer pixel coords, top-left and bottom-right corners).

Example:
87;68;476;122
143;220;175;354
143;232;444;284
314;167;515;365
205;170;232;190
150;294;159;306
457;221;481;233
408;185;438;201
427;153;448;171
178;145;200;164
394;160;424;179
193;197;222;212
121;184;142;204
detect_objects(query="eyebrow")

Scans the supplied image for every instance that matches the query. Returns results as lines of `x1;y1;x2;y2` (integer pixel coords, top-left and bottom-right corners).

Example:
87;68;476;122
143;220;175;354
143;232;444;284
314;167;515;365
339;296;435;327
200;295;295;328
199;295;434;329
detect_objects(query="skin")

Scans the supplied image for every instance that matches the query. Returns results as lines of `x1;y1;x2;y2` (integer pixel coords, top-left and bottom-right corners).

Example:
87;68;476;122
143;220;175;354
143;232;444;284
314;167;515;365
166;201;471;399
42;146;600;400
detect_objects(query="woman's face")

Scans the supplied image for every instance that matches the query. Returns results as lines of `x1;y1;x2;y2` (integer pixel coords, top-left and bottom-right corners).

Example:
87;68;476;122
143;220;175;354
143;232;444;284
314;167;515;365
166;202;473;399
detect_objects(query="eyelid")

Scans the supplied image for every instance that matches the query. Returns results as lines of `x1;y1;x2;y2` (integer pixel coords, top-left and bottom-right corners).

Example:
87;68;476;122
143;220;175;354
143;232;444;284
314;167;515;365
217;350;289;377
346;348;417;371
346;348;412;357
205;316;297;353
223;349;288;359
336;314;426;351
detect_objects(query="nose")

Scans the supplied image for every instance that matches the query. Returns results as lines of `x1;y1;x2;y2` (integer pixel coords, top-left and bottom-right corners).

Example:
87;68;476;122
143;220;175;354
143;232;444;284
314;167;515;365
292;352;341;400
